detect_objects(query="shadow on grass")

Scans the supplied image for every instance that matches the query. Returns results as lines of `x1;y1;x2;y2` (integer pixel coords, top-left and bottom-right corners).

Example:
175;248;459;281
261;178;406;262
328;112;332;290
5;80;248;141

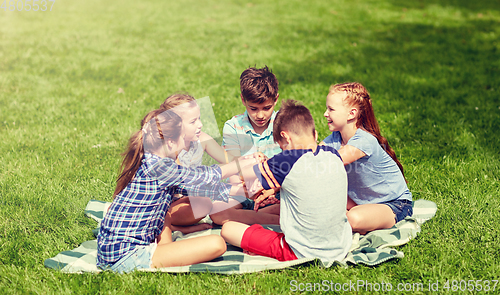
388;0;500;12
277;8;499;162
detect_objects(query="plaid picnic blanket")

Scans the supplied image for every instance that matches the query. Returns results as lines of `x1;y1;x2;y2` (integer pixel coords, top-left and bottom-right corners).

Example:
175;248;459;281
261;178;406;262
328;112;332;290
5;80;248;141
44;199;437;274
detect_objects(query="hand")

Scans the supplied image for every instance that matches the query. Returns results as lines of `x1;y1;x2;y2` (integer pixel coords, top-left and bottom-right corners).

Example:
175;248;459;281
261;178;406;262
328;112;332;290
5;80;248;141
253;189;278;211
257;195;280;208
247;178;264;199
237;155;258;167
252;152;267;163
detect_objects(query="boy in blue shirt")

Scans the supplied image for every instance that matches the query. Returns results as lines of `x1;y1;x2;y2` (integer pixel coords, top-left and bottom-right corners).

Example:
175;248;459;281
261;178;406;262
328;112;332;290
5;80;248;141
210;66;282;225
221;100;352;263
221;65;282;158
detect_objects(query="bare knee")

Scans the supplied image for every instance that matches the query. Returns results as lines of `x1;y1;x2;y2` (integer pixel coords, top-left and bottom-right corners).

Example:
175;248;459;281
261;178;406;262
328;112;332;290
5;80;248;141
210;209;233;225
220;221;236;240
220;221;248;247
210;207;240;225
346;210;365;233
170;197;213;225
206;235;227;257
189;197;213;217
220;223;229;240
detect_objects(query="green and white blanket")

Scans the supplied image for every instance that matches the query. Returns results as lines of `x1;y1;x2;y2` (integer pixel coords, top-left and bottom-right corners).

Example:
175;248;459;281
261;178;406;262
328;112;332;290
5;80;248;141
44;199;437;274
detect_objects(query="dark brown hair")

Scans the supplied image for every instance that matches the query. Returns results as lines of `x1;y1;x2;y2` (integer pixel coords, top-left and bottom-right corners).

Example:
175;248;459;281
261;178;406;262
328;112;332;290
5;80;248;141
273;99;315;143
330;82;405;176
113;109;182;197
240;66;279;104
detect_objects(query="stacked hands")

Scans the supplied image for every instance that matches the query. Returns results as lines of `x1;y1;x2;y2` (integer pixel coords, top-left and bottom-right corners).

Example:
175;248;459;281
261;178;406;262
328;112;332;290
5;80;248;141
237;152;280;212
250;185;280;211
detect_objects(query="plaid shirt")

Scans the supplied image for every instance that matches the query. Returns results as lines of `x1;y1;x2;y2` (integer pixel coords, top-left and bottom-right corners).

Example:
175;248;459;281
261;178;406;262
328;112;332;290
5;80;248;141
97;153;229;268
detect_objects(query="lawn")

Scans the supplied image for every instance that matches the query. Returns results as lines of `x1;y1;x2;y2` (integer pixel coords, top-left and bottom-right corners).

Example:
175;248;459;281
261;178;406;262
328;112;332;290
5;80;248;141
1;0;499;293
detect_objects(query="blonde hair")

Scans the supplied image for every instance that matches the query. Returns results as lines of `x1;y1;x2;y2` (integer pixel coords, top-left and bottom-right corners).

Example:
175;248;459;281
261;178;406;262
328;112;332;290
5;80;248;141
160;93;198;112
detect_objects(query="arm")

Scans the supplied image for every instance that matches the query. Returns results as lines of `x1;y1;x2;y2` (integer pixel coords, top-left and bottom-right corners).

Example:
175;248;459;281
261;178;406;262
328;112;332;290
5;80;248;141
221;120;242;160
338;145;366;165
242;160;282;202
154;160;230;202
216;160;265;200
226;152;266;185
224;151;267;185
219;156;258;179
199;132;235;164
222;122;242;184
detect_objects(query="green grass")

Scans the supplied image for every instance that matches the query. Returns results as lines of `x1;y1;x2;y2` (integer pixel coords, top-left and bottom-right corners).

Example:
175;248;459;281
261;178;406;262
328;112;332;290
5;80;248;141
1;0;499;293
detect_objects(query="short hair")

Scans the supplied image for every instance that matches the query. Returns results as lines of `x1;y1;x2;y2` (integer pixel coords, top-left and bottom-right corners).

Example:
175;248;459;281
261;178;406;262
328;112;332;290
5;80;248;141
273;100;315;143
240;65;279;104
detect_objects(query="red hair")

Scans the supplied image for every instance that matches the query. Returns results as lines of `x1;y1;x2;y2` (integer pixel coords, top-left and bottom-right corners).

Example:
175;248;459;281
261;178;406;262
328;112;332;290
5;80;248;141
330;82;405;177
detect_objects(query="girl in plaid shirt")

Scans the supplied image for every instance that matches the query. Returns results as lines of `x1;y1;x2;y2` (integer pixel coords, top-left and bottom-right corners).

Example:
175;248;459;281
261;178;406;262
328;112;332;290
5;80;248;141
97;108;256;273
160;94;239;234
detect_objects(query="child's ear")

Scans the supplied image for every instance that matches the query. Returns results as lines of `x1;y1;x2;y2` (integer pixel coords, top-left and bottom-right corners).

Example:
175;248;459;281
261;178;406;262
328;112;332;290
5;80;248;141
348;107;359;120
240;94;246;105
165;139;175;149
314;130;318;142
280;131;291;144
273;93;279;107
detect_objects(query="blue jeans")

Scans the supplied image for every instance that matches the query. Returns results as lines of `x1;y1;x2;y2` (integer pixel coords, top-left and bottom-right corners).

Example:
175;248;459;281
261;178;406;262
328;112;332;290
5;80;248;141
384;199;413;223
108;242;157;274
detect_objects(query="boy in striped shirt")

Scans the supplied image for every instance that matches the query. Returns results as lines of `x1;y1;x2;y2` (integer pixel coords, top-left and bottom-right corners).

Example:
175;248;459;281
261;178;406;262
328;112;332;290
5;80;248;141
221;100;352;263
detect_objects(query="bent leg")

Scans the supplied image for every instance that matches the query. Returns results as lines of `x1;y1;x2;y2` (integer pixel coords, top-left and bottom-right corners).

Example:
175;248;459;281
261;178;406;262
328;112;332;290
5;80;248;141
169;196;213;225
220;221;250;247
347;203;396;235
157;213;173;246
210;200;279;225
346;196;357;210
168;197;213;234
258;203;280;215
151;235;226;268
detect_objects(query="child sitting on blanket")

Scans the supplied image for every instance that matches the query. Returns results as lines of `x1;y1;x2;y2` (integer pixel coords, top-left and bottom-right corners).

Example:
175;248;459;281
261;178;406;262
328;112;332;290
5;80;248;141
210;66;283;226
320;82;413;234
221;100;352;262
97;108;258;273
159;93;240;234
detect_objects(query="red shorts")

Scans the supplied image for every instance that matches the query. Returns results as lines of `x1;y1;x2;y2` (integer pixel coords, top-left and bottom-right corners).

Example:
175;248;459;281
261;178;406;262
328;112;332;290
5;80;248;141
240;224;298;261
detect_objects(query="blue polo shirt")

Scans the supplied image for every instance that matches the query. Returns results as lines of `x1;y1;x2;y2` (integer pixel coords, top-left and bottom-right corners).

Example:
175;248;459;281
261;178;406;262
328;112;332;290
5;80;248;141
222;111;282;158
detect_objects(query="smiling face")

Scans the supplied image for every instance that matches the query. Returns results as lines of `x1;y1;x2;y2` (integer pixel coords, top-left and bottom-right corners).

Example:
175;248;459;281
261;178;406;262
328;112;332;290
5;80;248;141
242;98;277;134
177;105;203;143
324;91;352;132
